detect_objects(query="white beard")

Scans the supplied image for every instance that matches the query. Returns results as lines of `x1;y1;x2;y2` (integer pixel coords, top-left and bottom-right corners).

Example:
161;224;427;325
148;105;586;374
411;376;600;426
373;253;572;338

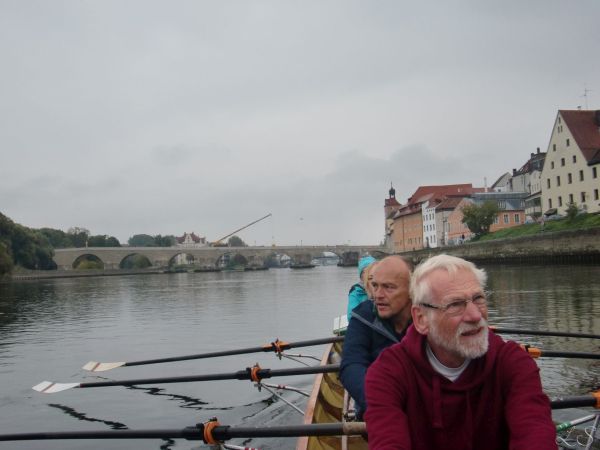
428;318;489;361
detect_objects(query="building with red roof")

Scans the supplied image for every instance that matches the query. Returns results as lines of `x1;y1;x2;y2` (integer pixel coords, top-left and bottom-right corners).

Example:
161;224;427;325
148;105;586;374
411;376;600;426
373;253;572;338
390;184;480;252
541;110;600;215
176;232;207;248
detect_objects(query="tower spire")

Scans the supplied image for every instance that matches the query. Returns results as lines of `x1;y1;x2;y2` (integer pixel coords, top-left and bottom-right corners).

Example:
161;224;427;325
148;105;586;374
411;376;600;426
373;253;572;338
389;182;396;199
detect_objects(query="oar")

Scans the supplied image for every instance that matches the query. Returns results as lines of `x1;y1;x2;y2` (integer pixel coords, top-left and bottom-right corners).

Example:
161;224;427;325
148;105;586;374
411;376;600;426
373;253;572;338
555;414;597;432
519;345;600;360
551;391;600;410
33;363;340;394
83;336;344;372
0;421;366;442
83;328;598;373
491;326;600;340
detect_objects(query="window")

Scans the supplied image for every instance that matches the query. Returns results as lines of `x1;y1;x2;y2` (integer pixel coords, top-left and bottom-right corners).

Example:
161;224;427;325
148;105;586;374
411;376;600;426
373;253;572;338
573;155;577;163
547;178;551;189
569;194;574;203
553;144;556;151
556;176;561;187
566;138;570;147
494;216;499;224
548;199;553;209
503;214;509;224
567;173;572;183
551;161;555;169
581;192;586;203
514;214;520;223
561;158;565;166
558;196;563;207
594;167;598;178
595;189;599;200
579;170;584;181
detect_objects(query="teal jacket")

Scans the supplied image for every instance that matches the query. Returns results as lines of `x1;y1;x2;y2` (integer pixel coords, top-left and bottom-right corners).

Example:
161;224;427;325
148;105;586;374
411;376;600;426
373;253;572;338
347;283;368;321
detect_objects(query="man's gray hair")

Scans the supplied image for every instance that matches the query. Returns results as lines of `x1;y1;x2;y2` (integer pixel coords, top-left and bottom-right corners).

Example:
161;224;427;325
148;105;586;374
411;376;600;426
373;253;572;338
410;254;487;306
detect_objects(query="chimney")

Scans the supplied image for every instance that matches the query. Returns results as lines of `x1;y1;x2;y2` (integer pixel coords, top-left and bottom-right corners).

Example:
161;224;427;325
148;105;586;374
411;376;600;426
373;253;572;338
537;147;540;154
512;168;517;175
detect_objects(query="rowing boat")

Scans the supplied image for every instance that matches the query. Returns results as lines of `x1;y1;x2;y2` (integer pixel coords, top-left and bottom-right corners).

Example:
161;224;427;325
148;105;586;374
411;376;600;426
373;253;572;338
296;336;368;450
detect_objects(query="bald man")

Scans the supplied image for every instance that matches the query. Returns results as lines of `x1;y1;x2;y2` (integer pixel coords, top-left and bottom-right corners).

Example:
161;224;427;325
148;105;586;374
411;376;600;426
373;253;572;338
340;255;412;419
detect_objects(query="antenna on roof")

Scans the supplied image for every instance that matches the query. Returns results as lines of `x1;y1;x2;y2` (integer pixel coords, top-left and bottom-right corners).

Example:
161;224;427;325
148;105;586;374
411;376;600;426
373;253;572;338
582;84;591;110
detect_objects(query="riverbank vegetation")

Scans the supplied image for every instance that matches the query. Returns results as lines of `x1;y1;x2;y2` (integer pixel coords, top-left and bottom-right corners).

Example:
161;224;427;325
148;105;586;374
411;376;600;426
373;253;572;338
0;212;122;276
0;213;55;275
476;212;600;242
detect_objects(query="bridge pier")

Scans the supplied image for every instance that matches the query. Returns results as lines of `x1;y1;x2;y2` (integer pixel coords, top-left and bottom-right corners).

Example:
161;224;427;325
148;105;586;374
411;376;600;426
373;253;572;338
338;251;360;267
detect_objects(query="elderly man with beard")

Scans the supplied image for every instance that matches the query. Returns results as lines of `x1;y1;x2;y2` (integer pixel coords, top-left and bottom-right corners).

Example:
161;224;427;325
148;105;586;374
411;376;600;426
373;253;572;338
364;255;556;450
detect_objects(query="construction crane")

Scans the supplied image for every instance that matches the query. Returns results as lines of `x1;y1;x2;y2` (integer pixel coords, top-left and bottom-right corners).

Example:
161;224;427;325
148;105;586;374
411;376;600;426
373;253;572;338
210;213;272;247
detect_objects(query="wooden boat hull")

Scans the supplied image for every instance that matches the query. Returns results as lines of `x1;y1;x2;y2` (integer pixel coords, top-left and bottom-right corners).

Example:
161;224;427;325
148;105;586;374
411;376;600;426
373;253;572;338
296;342;368;450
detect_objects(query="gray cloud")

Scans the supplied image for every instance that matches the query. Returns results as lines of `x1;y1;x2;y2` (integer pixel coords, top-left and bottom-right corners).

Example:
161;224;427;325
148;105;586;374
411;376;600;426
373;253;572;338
1;1;599;245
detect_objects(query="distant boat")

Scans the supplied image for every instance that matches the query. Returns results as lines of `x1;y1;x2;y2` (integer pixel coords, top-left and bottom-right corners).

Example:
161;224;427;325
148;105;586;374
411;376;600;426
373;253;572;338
290;264;316;269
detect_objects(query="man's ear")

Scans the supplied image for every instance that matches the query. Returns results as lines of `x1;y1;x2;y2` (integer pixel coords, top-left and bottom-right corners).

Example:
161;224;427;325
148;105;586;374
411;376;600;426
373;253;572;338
412;305;430;335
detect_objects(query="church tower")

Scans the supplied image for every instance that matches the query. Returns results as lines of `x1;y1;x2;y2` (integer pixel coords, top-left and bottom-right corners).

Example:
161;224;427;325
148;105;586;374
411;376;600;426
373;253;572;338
384;183;401;249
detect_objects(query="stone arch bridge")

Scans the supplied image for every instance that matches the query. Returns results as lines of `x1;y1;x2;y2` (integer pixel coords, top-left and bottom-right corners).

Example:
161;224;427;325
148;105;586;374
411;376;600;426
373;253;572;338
53;245;389;270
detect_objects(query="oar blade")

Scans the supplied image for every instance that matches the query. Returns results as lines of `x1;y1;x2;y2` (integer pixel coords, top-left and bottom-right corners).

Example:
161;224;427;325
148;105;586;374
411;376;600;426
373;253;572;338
32;381;80;394
82;361;126;372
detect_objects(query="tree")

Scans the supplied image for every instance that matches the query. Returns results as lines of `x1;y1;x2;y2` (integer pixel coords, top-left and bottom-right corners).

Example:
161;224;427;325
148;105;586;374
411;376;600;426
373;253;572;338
38;228;72;248
0;242;13;276
565;202;579;221
227;235;247;247
128;234;156;247
461;201;500;238
106;236;121;247
67;227;90;247
0;212;55;270
154;235;176;247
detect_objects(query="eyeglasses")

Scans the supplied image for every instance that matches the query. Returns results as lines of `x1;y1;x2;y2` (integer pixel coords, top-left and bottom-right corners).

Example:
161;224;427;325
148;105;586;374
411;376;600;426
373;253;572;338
420;293;488;316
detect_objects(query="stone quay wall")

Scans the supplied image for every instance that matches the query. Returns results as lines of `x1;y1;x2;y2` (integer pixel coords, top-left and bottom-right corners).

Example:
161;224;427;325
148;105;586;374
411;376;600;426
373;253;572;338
404;228;600;264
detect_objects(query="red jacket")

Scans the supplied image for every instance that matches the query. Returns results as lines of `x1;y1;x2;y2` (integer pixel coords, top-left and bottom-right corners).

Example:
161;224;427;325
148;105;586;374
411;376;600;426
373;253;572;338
364;325;556;450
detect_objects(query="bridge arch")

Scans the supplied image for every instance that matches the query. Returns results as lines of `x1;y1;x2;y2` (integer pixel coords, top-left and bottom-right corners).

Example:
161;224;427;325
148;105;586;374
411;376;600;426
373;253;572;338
119;254;152;269
72;254;105;270
216;252;249;270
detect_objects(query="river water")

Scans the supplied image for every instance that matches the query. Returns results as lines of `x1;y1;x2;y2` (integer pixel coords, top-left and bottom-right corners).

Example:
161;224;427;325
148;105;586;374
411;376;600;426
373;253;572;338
0;264;599;449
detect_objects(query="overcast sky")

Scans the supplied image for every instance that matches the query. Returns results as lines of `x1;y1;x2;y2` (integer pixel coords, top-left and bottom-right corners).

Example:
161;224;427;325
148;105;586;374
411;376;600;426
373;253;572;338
1;1;598;246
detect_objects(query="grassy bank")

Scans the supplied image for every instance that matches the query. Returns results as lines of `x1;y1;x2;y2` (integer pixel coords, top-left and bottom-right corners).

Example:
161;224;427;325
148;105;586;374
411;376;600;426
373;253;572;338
476;213;600;242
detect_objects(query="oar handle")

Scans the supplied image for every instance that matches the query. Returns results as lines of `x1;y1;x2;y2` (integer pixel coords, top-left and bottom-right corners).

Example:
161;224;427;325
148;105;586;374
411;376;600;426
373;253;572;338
492;327;600;340
213;422;366;439
519;344;600;360
539;350;600;360
551;393;600;410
